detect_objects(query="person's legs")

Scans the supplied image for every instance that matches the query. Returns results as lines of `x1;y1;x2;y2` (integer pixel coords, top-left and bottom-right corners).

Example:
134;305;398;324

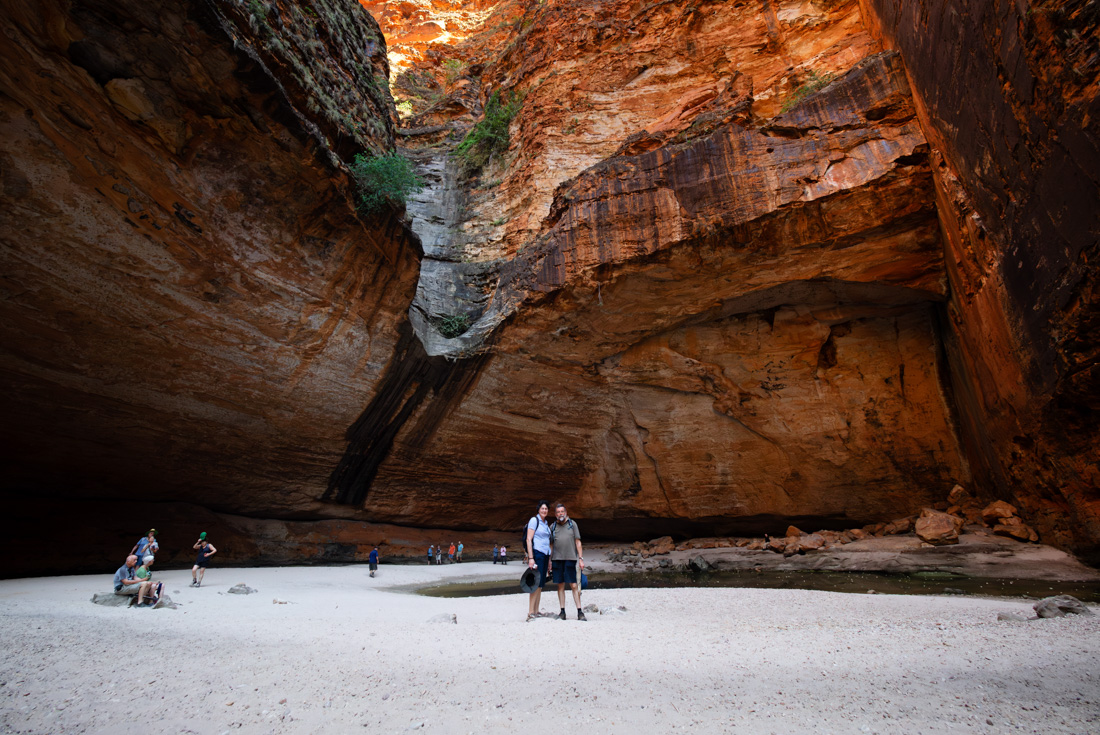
191;565;199;584
570;582;582;609
197;566;206;585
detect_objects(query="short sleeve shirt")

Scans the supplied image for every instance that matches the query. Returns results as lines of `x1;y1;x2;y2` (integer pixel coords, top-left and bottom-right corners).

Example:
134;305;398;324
527;517;551;555
113;564;134;590
550;520;581;561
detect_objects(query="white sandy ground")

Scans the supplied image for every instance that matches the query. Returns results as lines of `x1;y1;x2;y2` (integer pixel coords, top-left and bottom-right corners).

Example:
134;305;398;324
1;563;1098;735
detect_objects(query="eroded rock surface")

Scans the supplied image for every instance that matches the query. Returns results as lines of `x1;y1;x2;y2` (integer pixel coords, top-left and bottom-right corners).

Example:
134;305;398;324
860;0;1100;553
1;0;1097;573
0;0;419;521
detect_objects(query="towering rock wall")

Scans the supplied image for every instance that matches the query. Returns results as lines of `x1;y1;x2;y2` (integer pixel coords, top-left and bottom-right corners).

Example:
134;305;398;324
1;0;1095;571
859;0;1100;552
0;0;419;519
353;1;972;535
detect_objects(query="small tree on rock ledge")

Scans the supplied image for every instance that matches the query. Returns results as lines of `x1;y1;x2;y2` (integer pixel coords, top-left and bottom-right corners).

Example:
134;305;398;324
350;151;424;215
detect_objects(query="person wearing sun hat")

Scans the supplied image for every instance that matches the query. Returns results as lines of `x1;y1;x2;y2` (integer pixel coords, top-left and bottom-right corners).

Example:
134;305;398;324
191;532;217;587
130;528;159;561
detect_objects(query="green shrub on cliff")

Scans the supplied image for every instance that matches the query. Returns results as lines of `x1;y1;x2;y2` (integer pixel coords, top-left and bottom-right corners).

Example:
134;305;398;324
780;70;837;113
453;90;522;174
350;152;424;215
435;313;471;339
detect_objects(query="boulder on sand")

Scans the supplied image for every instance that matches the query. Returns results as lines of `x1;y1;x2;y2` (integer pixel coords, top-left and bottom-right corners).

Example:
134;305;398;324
915;508;964;545
1033;595;1094;618
981;500;1019;524
992;517;1039;542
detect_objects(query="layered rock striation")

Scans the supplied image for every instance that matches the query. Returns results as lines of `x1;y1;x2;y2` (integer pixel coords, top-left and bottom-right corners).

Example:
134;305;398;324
0;0;418;520
860;0;1100;551
1;0;1097;573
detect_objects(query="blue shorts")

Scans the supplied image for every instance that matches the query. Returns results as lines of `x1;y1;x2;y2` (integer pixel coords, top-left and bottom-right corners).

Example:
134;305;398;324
532;550;549;588
552;559;578;585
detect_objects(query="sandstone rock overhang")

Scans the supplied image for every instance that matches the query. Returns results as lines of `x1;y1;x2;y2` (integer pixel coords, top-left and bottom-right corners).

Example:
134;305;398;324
344;50;967;536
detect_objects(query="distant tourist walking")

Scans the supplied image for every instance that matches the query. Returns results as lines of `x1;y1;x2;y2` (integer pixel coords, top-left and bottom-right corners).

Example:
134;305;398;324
191;532;217;587
368;547;380;578
492;545;500;564
499;544;507;565
456;542;463;562
525;501;552;621
435;545;443;565
550;503;586;621
428;544;434;564
448;543;456;563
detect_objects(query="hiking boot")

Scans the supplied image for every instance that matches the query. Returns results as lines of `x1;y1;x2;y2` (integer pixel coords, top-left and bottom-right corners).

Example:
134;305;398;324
577;611;588;621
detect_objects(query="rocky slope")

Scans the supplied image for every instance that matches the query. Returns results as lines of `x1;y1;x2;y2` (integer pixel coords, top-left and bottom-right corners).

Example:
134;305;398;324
1;0;1096;572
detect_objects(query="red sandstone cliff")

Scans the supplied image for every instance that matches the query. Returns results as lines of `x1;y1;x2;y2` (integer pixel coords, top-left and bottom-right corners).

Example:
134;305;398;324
0;0;420;521
1;0;1097;572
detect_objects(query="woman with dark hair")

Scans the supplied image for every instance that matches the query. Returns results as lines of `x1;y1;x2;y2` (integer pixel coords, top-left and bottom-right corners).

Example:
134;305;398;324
525;500;552;621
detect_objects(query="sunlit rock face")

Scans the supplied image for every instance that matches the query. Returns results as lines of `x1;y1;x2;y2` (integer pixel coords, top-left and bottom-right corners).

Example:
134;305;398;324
1;0;1095;573
0;0;419;518
860;0;1100;553
356;10;971;534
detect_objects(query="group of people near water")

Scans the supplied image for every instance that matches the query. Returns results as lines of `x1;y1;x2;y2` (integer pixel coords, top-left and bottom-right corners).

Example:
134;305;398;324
111;528;217;606
426;541;464;564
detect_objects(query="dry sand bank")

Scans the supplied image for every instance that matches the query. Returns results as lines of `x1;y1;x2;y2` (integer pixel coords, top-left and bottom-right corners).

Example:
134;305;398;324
1;563;1098;734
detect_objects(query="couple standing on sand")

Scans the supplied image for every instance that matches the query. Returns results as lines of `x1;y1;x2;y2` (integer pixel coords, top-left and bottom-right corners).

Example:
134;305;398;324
524;501;585;622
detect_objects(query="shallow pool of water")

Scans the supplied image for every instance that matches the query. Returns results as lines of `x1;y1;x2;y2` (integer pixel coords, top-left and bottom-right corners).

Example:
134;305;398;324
417;569;1100;601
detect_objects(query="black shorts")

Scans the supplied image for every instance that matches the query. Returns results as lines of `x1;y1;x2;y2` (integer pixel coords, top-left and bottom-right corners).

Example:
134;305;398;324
369;562;378;570
194;559;209;568
552;559;578;585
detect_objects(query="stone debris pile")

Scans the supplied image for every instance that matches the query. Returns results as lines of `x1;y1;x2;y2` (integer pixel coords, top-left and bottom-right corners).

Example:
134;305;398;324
606;485;1042;561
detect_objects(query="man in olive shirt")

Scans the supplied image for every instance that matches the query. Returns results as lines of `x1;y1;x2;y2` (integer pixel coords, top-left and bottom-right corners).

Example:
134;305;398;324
549;503;586;621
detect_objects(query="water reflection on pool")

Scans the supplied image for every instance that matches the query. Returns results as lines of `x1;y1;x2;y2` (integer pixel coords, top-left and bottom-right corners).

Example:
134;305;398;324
418;569;1100;601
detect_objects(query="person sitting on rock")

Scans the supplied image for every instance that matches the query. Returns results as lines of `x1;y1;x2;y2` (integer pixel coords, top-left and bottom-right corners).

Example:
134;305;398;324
113;554;155;605
135;555;154;582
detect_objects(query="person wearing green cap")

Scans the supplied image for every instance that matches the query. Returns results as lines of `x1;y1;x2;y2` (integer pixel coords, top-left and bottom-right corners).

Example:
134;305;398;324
191;533;216;587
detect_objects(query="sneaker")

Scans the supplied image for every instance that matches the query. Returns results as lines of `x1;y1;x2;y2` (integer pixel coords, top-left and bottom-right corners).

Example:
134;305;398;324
557;610;566;620
190;580;197;587
577;611;588;621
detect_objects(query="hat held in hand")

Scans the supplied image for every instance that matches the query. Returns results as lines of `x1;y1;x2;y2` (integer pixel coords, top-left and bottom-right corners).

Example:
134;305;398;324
519;566;541;593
